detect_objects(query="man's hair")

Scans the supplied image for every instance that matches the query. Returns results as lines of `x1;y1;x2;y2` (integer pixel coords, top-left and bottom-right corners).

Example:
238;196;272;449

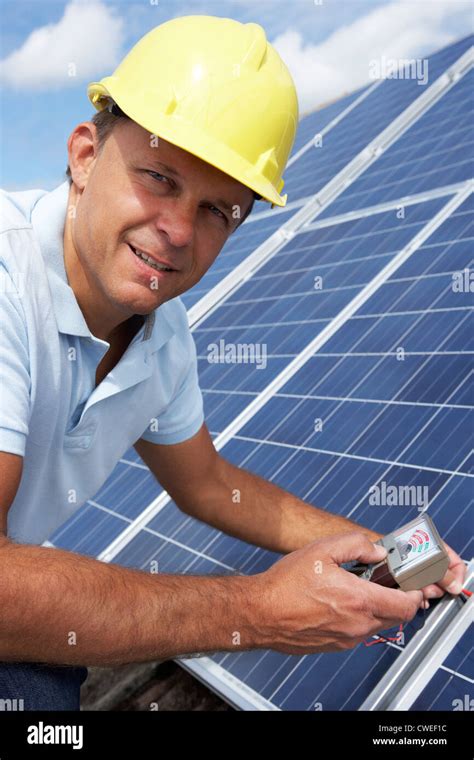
65;102;259;229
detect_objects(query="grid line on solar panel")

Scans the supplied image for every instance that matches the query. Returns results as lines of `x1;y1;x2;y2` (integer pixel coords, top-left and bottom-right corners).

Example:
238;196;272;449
200;268;470;308
196;197;455;329
303;181;469;232
237;202;473;484
195;194;466;437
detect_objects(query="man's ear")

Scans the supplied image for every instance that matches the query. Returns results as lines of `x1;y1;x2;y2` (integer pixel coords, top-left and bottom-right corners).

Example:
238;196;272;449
67;122;100;190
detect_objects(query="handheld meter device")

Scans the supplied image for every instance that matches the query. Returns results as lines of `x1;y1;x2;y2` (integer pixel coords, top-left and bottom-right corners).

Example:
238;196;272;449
342;515;449;591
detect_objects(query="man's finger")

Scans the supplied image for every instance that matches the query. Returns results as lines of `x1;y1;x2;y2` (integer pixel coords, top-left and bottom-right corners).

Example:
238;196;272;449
436;567;464;595
325;531;388;567
421;583;445;600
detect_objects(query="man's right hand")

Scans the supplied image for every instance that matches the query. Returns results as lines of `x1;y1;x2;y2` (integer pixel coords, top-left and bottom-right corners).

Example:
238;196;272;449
252;531;424;655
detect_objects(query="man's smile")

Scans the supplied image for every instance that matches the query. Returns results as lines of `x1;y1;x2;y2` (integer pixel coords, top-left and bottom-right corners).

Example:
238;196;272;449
127;242;179;280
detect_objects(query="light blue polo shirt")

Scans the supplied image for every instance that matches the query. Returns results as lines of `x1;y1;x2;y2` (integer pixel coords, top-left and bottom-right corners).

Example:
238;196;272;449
0;180;204;545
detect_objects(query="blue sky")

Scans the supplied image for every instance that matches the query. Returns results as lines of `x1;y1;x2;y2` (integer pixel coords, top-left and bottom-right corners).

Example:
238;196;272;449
1;0;472;190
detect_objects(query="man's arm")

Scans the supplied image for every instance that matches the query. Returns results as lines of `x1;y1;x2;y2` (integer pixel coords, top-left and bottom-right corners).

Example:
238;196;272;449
0;451;426;663
135;424;466;594
0;452;259;666
135;423;382;555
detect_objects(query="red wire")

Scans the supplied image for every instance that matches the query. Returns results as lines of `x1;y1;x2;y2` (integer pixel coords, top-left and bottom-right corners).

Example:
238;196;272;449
364;589;471;647
364;623;404;647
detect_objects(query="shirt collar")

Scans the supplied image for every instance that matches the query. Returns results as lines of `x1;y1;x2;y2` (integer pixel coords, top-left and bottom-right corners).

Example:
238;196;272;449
31;180;174;352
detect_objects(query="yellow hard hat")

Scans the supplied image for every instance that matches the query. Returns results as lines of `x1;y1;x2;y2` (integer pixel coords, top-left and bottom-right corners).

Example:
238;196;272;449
87;15;299;208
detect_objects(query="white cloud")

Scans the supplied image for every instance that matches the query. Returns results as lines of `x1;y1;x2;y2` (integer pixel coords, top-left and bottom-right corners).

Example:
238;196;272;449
0;0;124;91
273;0;472;115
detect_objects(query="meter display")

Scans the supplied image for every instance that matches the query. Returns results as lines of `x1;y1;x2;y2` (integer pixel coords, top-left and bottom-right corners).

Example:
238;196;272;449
343;515;449;591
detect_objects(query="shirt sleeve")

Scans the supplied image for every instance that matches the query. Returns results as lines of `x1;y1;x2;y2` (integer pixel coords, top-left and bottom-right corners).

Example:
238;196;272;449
0;263;31;456
139;328;204;445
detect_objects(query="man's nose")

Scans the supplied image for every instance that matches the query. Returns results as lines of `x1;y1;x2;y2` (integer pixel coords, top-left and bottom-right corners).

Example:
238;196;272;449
155;198;196;249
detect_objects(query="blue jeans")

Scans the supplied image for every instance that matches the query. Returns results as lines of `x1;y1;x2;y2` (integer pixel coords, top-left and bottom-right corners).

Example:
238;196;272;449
0;661;88;711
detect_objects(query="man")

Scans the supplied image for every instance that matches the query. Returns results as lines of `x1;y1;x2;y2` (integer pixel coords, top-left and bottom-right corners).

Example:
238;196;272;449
0;15;465;711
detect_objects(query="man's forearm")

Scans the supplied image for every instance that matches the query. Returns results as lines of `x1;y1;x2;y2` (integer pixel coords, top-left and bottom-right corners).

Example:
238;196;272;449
184;459;381;554
0;537;261;666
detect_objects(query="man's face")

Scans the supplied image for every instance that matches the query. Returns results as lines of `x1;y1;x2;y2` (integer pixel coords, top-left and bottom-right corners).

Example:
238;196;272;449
68;118;253;321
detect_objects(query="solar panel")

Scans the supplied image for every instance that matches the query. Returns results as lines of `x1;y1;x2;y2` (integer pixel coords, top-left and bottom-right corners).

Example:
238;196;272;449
282;35;474;204
65;190;469;711
49;190;472;710
318;69;474;217
45;34;473;710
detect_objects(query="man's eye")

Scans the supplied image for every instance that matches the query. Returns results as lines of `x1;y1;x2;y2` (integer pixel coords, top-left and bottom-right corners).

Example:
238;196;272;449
145;173;227;224
208;205;227;221
147;171;169;184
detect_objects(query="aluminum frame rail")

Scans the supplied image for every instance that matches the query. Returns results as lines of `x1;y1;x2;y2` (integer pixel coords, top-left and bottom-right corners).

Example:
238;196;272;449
359;560;474;711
